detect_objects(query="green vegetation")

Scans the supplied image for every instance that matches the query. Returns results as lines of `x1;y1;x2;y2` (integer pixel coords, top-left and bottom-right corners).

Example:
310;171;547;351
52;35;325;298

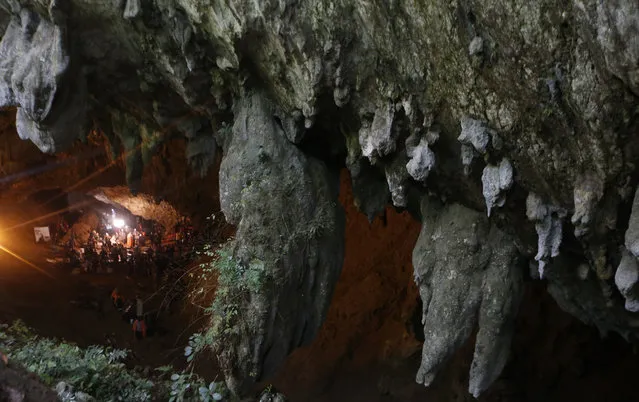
0;240;271;401
0;321;226;402
187;240;268;358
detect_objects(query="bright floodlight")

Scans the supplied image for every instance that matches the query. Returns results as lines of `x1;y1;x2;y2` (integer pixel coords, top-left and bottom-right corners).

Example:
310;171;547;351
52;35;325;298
113;218;125;229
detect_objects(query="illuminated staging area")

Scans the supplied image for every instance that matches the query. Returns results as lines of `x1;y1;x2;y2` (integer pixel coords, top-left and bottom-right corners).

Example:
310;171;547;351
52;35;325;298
0;106;239;401
14;187;200;278
0;174;228;395
3;186;200;278
60;205;193;278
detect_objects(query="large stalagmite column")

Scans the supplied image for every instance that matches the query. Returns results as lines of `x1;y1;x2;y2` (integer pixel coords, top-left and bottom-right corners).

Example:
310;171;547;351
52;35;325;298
412;197;523;397
217;91;345;395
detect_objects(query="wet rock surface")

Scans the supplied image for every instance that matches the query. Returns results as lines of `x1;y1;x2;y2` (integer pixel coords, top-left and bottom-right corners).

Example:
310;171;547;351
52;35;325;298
1;0;639;398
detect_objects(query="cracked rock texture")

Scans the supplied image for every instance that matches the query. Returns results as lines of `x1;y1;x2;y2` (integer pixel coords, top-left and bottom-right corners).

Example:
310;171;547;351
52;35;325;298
1;0;639;398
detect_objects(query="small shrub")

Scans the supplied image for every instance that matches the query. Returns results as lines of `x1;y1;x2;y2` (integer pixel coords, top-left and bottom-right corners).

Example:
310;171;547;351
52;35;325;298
186;239;269;364
0;321;153;401
166;371;223;402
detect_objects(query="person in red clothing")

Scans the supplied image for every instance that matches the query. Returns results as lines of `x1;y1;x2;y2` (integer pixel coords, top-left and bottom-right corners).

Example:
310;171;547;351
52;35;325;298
132;316;147;341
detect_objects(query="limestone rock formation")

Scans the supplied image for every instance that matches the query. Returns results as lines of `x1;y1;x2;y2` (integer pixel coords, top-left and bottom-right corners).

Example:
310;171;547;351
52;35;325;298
526;193;566;278
595;0;639;95
0;360;58;402
413;197;523;397
481;158;513;217
218;91;345;394
613;188;639;313
458;117;494;174
0;5;86;153
614;250;639;313
406;135;437;183
625;188;639;258
1;0;639;398
571;173;604;238
359;101;396;162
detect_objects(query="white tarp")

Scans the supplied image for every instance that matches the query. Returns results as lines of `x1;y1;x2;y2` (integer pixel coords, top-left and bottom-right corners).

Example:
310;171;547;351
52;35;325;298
33;226;51;243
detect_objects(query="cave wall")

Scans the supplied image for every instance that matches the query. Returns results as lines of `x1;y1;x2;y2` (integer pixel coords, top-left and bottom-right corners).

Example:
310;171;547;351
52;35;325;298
0;108;220;221
137;138;222;221
273;174;639;402
0;110;46;179
272;170;422;396
0;109;120;201
1;0;638;398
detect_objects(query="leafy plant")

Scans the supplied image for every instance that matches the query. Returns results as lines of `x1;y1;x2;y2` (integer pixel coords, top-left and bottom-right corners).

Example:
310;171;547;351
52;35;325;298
0;320;228;402
0;320;153;401
168;371;223;402
185;239;269;366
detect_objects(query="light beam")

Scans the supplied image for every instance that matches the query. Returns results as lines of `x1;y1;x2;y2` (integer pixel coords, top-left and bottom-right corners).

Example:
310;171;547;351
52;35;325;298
0;244;57;279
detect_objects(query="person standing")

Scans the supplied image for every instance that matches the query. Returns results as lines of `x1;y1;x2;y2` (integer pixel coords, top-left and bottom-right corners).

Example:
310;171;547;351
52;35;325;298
110;244;119;264
132;316;147;341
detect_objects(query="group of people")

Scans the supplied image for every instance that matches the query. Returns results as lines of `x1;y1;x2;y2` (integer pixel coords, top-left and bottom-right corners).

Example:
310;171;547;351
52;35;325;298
69;237;194;292
57;214;218;342
110;288;148;341
51;218;71;244
66;221;167;279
